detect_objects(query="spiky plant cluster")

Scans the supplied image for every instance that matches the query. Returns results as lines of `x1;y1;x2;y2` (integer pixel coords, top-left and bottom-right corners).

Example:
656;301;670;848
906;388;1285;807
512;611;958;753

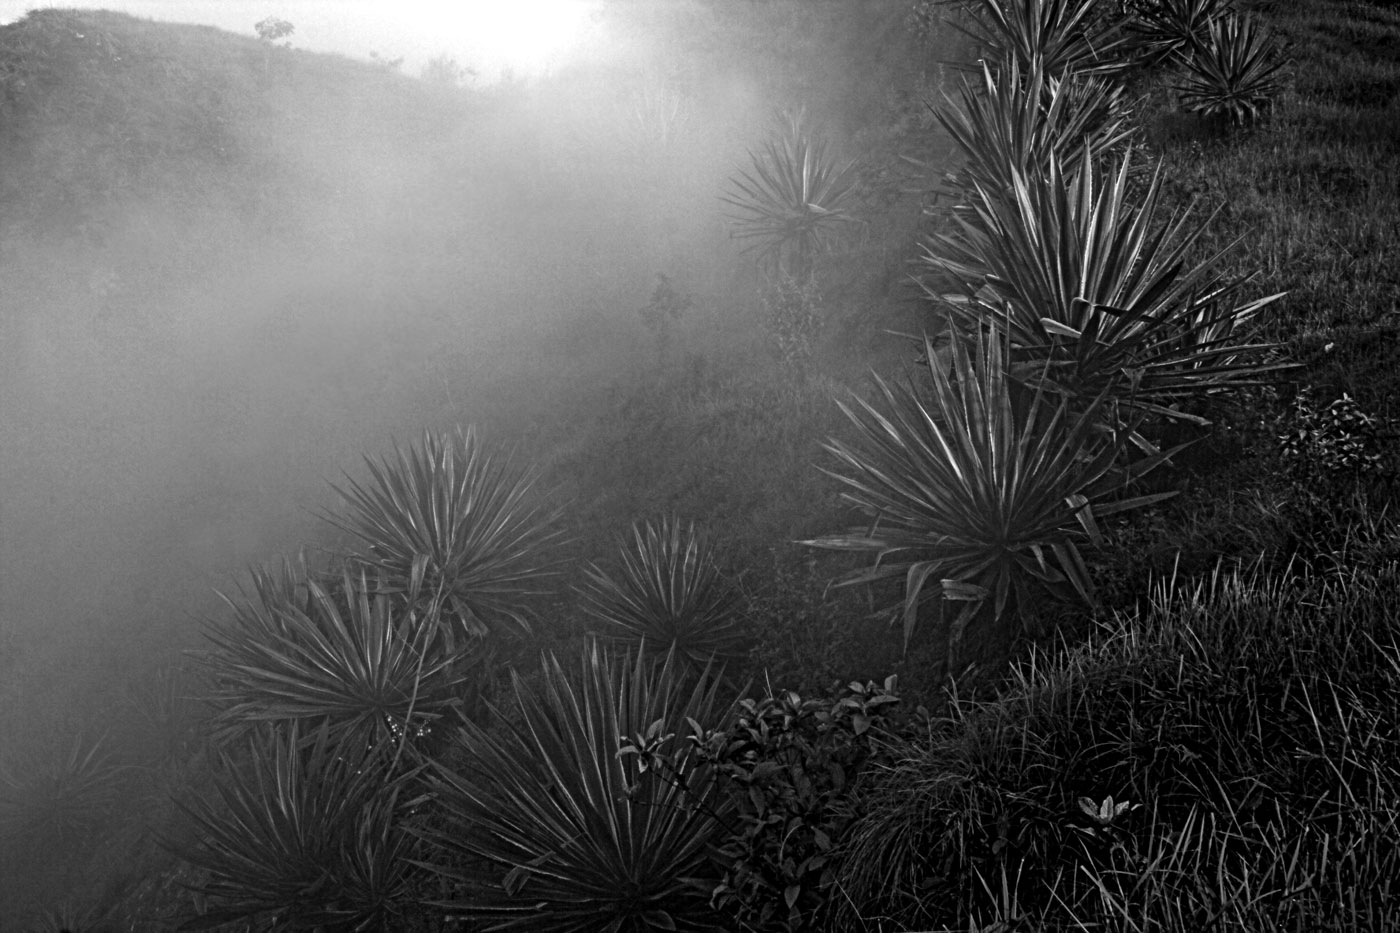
1173;11;1287;125
581;516;747;673
327;425;565;644
0;732;124;849
418;644;733;933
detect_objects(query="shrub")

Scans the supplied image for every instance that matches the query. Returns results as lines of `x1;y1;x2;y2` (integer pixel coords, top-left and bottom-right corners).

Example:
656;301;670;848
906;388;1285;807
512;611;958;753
326;426;565;645
924;147;1290;436
948;0;1130;81
174;723;423;932
418;644;733;932
1125;0;1233;69
581;516;748;674
805;327;1176;657
0;732;123;849
199;559;470;747
1174;12;1287;125
720;109;862;281
1278;389;1386;482
684;678;902;932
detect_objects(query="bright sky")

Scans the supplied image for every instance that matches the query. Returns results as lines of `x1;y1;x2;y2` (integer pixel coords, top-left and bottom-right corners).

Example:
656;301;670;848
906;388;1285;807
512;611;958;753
0;0;604;81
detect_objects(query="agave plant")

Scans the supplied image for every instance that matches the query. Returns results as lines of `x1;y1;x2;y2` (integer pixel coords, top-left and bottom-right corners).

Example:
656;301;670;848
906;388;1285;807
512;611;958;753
923;147;1288;433
1175;12;1286;125
951;0;1130;81
720;109;862;280
418;643;733;932
936;58;1136;214
804;328;1177;651
327;426;565;643
0;731;124;848
1125;0;1232;68
174;723;423;932
200;558;468;747
581;516;746;672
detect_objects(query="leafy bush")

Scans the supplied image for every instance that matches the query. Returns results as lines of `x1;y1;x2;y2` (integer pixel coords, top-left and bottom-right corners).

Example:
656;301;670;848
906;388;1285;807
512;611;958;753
1174;12;1287;125
924;147;1289;434
805;327;1176;656
418;644;733;932
174;723;424;931
199;559;469;747
582;516;747;674
761;273;824;377
686;678;902;932
326;426;565;644
1278;389;1386;481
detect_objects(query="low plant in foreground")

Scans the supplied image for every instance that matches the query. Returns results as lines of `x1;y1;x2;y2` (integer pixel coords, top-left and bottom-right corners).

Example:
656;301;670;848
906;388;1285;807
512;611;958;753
673;677;901;932
174;723;424;932
418;644;732;932
200;559;469;747
1174;12;1287;125
833;550;1400;930
581;515;747;673
805;327;1176;655
327;425;565;643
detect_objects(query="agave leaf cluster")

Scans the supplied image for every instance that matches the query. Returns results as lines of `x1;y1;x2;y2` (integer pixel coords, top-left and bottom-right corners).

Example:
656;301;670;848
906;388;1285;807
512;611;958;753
0;731;124;847
200;558;468;746
720;110;862;279
935;59;1136;215
175;723;422;932
951;0;1130;81
327;426;565;643
418;643;733;932
925;147;1288;431
582;516;747;673
1126;0;1232;67
1174;13;1286;125
805;328;1177;650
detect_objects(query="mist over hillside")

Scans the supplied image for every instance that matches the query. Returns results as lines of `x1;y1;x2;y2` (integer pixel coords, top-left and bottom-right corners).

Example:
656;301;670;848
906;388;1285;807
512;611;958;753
0;3;934;917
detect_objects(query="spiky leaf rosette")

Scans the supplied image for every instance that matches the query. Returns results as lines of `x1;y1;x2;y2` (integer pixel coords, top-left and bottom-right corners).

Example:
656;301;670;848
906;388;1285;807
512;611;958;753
805;328;1177;651
935;59;1135;216
1174;12;1286;125
174;723;422;932
720;109;862;279
418;643;733;932
581;516;746;672
327;426;564;643
200;558;467;746
950;0;1130;81
924;147;1289;434
0;731;123;847
1125;0;1232;68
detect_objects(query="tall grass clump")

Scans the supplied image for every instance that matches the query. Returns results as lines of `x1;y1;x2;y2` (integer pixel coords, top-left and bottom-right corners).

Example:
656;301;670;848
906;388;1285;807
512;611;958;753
832;547;1400;931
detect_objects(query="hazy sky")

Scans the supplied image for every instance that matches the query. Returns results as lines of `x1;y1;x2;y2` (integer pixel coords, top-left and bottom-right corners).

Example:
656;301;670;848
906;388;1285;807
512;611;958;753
0;0;604;80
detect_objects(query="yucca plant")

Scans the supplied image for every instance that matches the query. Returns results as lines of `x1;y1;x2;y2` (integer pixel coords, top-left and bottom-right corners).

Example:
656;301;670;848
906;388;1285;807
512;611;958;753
720;109;862;281
1174;12;1286;125
200;558;468;747
924;147;1289;434
174;723;423;932
327;426;565;644
949;0;1130;81
804;327;1177;652
0;731;124;848
418;643;734;932
935;58;1136;215
1125;0;1232;68
581;516;747;673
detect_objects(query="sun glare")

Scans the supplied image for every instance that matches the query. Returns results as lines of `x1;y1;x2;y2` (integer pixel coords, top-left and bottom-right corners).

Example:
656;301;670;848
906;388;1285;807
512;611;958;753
435;0;597;80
